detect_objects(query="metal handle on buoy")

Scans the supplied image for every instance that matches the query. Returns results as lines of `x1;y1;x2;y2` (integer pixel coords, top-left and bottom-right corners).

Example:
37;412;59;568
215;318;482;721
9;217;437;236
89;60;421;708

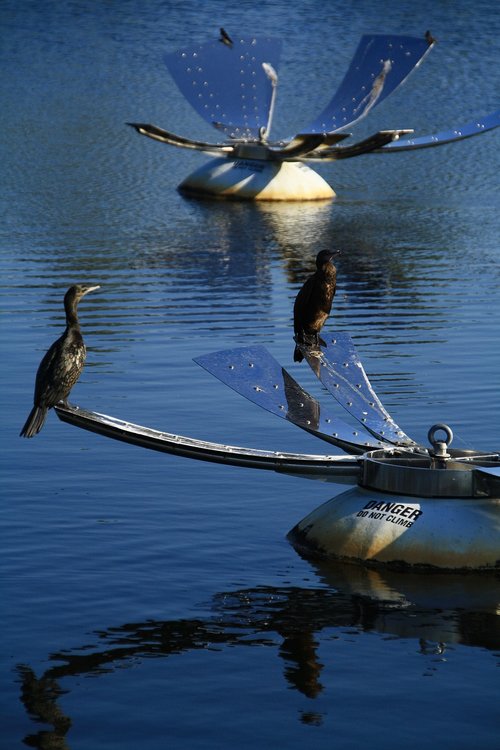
428;423;453;461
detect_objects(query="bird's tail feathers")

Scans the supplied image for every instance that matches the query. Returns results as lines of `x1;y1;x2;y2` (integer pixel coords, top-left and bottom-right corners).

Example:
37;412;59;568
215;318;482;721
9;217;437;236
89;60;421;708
20;405;48;438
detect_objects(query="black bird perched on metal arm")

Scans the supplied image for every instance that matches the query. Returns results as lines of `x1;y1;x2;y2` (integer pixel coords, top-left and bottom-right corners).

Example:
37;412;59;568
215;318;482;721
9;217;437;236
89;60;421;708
20;284;100;438
293;250;339;362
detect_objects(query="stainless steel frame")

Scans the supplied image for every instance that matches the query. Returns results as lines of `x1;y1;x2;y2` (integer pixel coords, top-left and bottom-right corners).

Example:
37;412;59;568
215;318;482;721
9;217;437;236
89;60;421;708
129;33;500;166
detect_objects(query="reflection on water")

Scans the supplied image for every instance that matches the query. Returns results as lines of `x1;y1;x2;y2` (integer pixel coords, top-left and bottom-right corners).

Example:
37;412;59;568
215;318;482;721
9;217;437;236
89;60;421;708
17;564;500;748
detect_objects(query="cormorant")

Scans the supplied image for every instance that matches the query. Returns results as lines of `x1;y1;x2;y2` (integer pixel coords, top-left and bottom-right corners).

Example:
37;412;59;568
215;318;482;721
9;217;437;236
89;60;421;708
219;27;233;47
20;284;100;438
293;250;339;363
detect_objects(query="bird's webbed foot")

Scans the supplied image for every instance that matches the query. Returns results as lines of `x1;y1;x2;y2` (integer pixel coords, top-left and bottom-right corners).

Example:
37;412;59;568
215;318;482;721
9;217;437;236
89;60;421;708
295;331;313;348
306;332;324;352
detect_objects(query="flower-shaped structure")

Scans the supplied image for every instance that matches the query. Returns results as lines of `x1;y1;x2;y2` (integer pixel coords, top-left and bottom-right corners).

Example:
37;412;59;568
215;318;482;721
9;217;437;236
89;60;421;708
129;32;500;200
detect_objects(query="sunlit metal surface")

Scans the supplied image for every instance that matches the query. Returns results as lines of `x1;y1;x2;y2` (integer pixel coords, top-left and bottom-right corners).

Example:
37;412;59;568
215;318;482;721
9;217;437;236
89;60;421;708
194;345;391;453
126;122;234;156
127;122;351;160
299;34;432;135
375;108;500;151
53;404;359;482
130;32;500;200
54;401;500;571
303;129;414;160
164;33;432;142
299;333;418;446
54;403;500;496
165;35;282;140
362;450;500;497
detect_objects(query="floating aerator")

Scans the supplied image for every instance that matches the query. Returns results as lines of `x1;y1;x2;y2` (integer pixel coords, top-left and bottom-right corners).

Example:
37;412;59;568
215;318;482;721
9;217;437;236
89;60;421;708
55;332;500;570
128;32;500;200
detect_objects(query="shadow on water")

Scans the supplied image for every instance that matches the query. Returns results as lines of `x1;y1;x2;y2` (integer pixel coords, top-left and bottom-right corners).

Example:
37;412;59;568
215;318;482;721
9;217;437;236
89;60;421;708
16;561;500;748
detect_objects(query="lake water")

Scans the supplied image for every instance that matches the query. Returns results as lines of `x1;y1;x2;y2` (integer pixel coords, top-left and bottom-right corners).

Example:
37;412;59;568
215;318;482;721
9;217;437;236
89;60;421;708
1;1;499;748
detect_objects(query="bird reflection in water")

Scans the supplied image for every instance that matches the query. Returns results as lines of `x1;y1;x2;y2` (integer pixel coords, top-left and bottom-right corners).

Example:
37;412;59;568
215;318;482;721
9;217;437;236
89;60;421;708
17;664;72;750
16;578;500;747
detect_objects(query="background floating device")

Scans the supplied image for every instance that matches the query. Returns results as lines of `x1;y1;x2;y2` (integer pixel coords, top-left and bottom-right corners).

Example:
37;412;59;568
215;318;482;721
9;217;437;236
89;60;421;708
128;33;500;200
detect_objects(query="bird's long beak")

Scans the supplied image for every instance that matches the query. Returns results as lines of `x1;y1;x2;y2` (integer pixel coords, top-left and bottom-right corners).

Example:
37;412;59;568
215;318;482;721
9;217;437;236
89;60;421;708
82;285;101;297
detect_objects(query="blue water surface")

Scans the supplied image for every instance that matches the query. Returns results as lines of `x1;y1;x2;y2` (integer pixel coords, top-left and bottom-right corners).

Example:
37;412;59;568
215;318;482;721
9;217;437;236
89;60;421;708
1;1;499;748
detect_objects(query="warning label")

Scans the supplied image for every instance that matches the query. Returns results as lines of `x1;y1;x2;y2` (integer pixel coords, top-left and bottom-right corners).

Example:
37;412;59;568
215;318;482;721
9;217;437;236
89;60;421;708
356;499;423;529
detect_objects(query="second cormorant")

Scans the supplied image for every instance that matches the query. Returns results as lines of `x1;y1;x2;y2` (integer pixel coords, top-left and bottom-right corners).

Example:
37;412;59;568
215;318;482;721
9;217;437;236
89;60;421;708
293;250;338;362
20;284;100;438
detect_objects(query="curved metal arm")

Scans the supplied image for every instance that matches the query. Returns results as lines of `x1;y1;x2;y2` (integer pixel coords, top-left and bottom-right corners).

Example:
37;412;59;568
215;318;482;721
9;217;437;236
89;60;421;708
128;122;353;161
127;123;235;155
54;404;360;482
373;109;500;151
303;130;414;160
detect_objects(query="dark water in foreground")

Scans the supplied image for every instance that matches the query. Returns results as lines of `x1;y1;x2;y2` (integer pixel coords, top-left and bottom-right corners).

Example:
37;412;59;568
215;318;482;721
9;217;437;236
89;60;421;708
1;1;500;748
